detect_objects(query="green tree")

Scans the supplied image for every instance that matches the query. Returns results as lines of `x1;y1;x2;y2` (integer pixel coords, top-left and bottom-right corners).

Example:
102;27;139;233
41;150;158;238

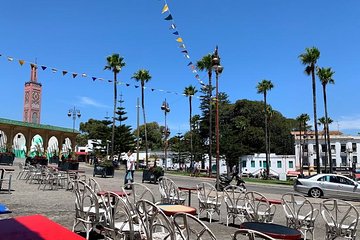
196;54;214;175
299;47;321;173
317;67;335;172
132;122;162;152
115;97;135;154
132;69;152;167
256;79;274;178
104;53;125;160
79;119;112;151
183;85;198;167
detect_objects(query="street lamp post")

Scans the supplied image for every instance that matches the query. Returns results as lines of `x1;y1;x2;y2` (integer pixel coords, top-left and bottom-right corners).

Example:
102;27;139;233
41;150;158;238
176;132;183;167
211;46;223;190
68;107;81;132
161;99;170;170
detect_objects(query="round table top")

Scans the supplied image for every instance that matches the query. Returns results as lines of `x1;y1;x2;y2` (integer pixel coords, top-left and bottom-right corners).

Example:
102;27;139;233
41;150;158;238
178;186;197;191
97;190;130;197
158;204;197;216
240;222;301;240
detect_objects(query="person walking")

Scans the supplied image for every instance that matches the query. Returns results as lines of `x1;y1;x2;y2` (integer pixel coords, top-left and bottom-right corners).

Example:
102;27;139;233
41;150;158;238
124;150;135;189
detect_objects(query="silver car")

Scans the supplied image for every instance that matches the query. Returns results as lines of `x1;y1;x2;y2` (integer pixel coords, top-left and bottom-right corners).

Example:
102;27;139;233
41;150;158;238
294;174;360;199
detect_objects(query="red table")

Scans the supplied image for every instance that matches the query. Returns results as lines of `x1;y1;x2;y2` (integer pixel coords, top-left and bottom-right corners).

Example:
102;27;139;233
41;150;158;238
158;204;197;217
240;222;302;240
0;214;85;240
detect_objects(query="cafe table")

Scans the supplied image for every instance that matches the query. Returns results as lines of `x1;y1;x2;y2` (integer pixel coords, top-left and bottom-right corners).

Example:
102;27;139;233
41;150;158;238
97;190;130;198
240;222;302;240
0;214;85;240
157;204;197;217
178;186;197;206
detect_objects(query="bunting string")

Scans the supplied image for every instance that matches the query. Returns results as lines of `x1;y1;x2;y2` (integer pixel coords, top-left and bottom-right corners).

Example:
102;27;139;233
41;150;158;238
1;53;201;99
160;0;205;86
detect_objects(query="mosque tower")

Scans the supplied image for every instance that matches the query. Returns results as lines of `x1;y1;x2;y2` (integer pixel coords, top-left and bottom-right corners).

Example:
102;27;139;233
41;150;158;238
23;64;42;124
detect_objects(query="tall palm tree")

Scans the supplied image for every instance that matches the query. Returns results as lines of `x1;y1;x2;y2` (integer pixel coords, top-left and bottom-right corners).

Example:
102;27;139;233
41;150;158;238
256;79;274;178
318;116;333;172
184;85;198;168
104;53;125;160
196;54;213;176
299;47;321;173
296;113;310;175
317;67;335;172
132;69;152;167
266;105;274;166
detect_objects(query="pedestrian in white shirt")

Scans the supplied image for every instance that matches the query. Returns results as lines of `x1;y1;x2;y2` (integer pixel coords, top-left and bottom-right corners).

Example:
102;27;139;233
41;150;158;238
124;150;135;189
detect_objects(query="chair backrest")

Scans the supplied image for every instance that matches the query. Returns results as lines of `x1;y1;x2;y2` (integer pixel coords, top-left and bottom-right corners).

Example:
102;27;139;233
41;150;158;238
173;212;217;240
158;176;182;204
224;185;246;209
102;191;134;240
281;193;318;227
88;177;102;193
245;191;275;222
232;229;276;240
123;182;156;214
197;182;222;204
321;198;359;232
136;199;175;240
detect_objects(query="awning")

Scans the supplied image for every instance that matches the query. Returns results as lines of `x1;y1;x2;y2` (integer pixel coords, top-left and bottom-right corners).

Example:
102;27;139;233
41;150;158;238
75;152;88;156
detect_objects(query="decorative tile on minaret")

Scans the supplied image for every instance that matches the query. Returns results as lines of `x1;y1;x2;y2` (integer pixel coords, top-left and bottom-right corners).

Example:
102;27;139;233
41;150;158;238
23;64;42;124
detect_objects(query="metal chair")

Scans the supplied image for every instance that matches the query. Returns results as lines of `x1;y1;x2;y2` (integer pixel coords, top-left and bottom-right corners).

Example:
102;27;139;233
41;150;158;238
196;182;223;223
158;176;186;205
321;198;359;240
281;193;318;240
173;212;217;240
244;191;276;223
0;168;12;193
88;177;102;193
232;229;276;240
17;162;30;180
224;185;247;226
136;199;175;240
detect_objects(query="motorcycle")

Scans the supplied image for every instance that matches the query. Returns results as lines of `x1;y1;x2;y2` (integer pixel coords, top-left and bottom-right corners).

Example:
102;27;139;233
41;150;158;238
218;173;246;191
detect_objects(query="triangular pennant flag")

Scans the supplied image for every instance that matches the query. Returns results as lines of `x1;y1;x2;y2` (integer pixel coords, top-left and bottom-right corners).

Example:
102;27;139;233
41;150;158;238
161;4;169;14
181;50;188;54
82;73;87;77
98;78;104;81
51;68;57;73
151;89;155;91
0;54;2;57
191;65;195;70
187;62;193;66
169;24;176;29
195;74;200;78
126;83;130;87
18;60;25;66
41;66;47;71
176;37;183;43
108;80;112;82
7;57;13;61
159;89;164;92
92;77;97;81
164;14;173;21
62;71;68;76
72;73;78;78
172;31;179;35
192;69;197;73
184;54;190;59
135;85;139;88
179;44;186;48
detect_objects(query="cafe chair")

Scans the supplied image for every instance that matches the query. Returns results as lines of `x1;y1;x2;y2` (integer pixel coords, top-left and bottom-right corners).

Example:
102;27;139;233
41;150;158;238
17;162;30;180
72;180;106;240
232;229;276;240
244;191;276;223
102;191;140;240
281;193;318;240
173;212;217;240
37;168;59;190
0;168;12;193
88;177;102;193
321;198;359;240
136;199;175;240
196;182;223;223
158;176;186;205
224;185;247;226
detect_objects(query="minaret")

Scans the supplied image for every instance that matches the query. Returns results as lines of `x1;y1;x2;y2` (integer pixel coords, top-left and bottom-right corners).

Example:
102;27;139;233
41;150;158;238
23;64;42;124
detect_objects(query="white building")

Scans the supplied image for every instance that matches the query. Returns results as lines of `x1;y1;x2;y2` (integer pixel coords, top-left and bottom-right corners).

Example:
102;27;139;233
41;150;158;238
240;153;296;178
292;131;360;172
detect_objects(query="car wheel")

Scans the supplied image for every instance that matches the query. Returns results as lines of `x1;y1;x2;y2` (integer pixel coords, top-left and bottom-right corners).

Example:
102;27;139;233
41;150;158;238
309;188;322;198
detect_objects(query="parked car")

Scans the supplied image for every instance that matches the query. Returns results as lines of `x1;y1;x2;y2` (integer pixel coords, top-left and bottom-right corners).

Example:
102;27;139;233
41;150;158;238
294;174;360;199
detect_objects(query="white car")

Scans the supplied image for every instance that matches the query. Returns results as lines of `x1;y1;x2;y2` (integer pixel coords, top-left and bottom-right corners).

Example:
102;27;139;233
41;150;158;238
294;174;360;199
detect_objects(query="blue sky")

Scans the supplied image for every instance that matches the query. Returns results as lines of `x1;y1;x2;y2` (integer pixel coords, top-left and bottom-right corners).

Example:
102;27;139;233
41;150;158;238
1;1;360;136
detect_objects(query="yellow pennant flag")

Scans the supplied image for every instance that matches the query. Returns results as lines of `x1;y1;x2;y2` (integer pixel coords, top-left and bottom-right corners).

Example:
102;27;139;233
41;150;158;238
176;37;183;43
19;60;25;66
162;4;169;14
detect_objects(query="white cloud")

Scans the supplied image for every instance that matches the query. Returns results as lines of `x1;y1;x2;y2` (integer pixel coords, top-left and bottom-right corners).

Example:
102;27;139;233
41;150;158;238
332;115;360;134
78;96;109;108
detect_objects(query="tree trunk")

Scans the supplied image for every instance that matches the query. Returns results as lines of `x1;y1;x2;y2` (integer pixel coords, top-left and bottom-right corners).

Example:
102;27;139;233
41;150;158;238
264;93;270;178
311;66;320;173
299;122;303;175
111;72;117;160
189;96;193;169
323;84;333;173
141;83;149;167
208;71;213;177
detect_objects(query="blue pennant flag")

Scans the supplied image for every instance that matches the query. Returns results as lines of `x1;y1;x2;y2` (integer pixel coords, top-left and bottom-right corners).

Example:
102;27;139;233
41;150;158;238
164;14;173;20
172;31;179;35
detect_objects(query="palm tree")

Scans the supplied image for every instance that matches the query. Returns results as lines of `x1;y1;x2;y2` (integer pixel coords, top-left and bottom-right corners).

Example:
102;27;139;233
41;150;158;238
299;47;321;173
296;113;310;175
256;79;274;178
317;67;335;173
196;54;213;176
132;69;152;167
104;53;125;160
184;85;198;168
318;116;333;172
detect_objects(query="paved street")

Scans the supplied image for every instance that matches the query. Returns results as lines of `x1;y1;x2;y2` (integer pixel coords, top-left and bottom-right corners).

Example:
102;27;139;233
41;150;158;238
1;160;360;239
